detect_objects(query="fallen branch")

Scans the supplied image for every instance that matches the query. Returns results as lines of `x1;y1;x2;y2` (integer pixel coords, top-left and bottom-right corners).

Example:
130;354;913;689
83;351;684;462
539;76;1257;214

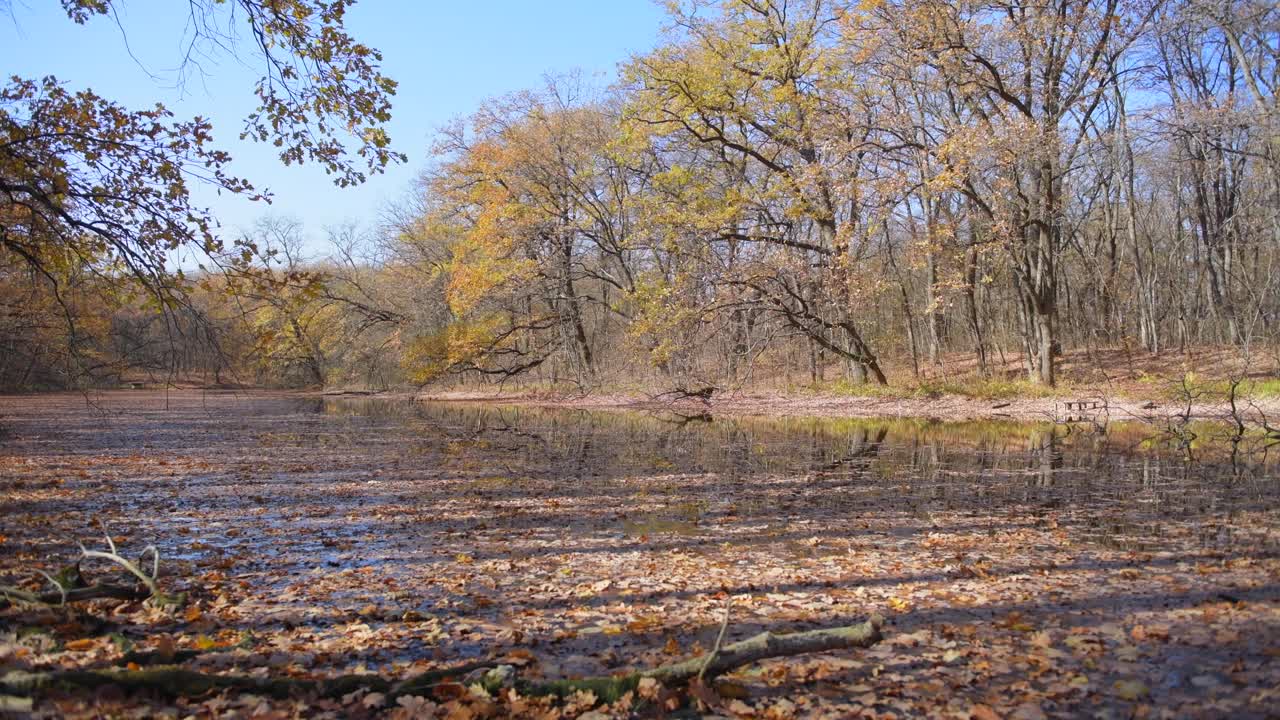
698;603;732;682
1;667;343;700
1;658;519;701
0;616;885;706
649;385;719;405
0;658;504;702
0;528;182;609
529;614;884;702
0;582;149;608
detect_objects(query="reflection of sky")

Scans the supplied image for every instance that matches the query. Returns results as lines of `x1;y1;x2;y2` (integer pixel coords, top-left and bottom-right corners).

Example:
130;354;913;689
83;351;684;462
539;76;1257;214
3;0;664;254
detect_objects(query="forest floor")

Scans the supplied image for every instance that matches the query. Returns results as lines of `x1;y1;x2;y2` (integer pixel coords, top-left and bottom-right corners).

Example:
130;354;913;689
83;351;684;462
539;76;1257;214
422;346;1280;424
0;391;1277;719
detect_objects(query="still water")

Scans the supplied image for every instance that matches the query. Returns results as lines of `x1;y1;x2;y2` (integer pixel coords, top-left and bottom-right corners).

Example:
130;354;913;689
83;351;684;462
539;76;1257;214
309;397;1279;554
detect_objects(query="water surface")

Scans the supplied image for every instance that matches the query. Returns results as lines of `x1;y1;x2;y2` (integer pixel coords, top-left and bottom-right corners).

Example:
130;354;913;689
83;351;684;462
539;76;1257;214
314;397;1279;554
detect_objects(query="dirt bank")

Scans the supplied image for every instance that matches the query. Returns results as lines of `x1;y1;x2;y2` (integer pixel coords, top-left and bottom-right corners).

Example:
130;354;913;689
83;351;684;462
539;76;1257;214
418;388;1280;425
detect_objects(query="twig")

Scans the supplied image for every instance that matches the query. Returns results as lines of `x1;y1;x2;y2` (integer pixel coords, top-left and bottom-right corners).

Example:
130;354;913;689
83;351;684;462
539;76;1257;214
77;522;161;597
34;570;67;607
1;528;170;609
699;602;732;683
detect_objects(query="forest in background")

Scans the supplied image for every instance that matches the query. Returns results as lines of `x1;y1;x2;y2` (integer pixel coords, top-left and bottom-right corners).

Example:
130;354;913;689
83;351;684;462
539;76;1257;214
3;0;1278;394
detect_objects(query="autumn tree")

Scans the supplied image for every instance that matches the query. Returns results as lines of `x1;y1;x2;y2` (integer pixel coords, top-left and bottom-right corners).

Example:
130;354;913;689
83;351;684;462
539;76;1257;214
626;0;895;384
892;0;1161;384
401;81;647;386
0;0;403;385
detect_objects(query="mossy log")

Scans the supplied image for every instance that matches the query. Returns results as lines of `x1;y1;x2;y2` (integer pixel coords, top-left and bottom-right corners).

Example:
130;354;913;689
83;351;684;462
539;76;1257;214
1;616;884;706
1;667;346;699
0;659;517;703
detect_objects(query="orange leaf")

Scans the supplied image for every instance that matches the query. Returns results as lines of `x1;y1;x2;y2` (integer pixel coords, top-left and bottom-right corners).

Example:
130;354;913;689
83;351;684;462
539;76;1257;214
154;635;176;662
430;682;467;700
503;648;535;666
971;704;1002;720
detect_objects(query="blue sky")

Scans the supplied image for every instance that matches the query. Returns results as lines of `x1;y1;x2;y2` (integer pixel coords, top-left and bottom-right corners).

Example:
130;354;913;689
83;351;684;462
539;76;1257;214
2;0;666;247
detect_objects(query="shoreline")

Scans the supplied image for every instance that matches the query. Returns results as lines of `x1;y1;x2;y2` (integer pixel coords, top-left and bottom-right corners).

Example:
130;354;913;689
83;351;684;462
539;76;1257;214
414;388;1280;424
5;386;1275;426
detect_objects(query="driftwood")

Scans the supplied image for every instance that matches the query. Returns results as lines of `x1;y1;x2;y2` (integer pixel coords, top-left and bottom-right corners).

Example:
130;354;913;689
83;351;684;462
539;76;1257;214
651;386;719;404
0;529;183;609
0;616;884;707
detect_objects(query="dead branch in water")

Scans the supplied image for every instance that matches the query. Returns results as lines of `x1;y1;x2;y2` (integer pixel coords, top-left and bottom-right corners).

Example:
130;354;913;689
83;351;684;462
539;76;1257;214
0;526;182;609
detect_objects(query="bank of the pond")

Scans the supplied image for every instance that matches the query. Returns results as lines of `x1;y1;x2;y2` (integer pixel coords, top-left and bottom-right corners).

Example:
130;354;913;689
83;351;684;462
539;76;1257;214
415;388;1280;425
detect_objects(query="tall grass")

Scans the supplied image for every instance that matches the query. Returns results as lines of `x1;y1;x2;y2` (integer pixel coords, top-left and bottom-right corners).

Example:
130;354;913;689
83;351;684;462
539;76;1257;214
1166;373;1280;401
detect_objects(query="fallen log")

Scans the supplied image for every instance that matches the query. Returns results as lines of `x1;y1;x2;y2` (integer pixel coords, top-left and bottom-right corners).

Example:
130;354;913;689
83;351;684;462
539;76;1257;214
0;659;506;702
529;614;884;702
0;582;150;608
1;667;337;700
0;616;885;707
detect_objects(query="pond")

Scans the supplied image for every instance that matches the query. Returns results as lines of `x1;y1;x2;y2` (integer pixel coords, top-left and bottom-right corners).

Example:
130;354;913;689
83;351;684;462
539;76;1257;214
316;396;1277;553
0;390;1276;717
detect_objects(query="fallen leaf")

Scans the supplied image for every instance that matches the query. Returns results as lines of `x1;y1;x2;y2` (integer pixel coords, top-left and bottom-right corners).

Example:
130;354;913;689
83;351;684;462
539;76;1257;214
1114;679;1150;700
970;703;1002;720
637;677;661;700
1010;702;1047;720
714;679;751;700
430;682;467;701
154;635;175;663
689;678;720;710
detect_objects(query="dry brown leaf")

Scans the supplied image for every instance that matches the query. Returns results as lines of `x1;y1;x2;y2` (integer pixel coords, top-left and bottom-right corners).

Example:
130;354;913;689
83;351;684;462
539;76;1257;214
970;703;1002;720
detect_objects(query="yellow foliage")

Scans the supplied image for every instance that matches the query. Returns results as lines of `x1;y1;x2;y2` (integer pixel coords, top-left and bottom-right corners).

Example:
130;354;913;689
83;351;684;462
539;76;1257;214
401;315;506;384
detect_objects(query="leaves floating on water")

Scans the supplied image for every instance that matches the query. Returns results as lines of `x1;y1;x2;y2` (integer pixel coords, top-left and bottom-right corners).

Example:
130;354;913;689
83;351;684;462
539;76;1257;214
0;393;1276;717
